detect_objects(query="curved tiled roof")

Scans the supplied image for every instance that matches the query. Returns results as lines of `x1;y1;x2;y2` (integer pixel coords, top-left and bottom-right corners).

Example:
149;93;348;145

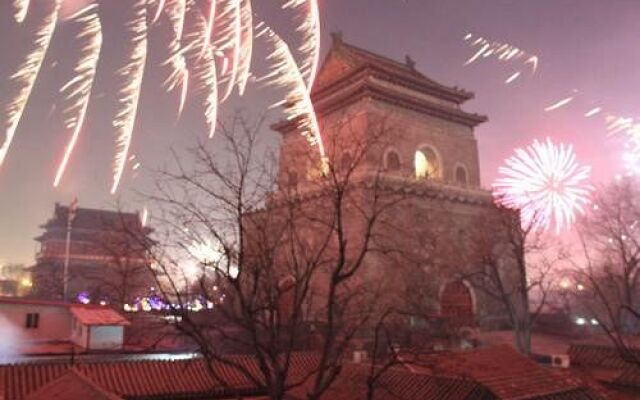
0;352;321;400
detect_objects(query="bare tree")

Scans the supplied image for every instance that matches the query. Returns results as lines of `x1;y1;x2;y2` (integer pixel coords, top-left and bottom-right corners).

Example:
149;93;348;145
463;205;555;355
134;112;414;399
570;178;640;366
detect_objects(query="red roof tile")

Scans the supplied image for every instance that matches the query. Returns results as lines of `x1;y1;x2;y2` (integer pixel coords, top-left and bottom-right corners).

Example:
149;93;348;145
403;345;602;400
70;306;130;326
0;352;321;400
25;369;123;400
287;363;494;400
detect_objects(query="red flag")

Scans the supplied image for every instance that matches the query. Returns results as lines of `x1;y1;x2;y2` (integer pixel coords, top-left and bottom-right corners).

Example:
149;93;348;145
68;197;78;224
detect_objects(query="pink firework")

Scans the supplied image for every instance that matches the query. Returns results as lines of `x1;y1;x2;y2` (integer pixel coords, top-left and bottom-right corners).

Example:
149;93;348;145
493;138;593;233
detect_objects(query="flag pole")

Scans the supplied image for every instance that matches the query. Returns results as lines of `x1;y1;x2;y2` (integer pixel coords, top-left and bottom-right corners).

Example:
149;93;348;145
63;198;78;302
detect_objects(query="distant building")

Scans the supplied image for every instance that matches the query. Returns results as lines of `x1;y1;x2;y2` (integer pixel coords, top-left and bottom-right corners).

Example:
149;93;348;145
0;298;130;354
0;264;32;297
31;203;154;305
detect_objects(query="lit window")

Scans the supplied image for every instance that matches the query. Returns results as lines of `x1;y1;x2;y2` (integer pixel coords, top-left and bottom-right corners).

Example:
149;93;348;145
385;150;401;171
415;147;440;179
455;165;468;185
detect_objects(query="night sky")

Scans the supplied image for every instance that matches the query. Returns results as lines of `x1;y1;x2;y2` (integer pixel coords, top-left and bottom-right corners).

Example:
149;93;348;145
1;0;639;265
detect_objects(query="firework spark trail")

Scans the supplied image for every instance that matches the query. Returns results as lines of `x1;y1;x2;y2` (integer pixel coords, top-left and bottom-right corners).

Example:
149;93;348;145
54;5;102;187
12;0;30;23
151;0;166;24
545;96;574;112
236;0;254;96
493;138;593;233
605;115;640;176
256;22;326;159
184;0;218;138
464;33;538;83
0;1;59;168
111;1;147;194
160;0;189;116
283;0;321;90
216;0;242;102
199;0;216;59
505;72;520;84
584;107;602;118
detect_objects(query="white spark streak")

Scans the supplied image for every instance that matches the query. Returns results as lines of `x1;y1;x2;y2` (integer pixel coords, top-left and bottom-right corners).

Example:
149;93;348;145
54;5;102;187
151;0;166;24
236;0;254;96
545;96;574;112
505;72;521;84
12;0;30;23
256;22;326;158
160;0;189;116
111;1;147;194
1;1;59;168
464;33;539;80
200;0;216;59
218;0;242;102
283;0;321;91
584;107;602;118
184;0;218;138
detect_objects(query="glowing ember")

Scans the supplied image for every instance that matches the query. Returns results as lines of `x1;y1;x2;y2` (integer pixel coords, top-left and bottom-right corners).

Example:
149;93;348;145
493;138;593;233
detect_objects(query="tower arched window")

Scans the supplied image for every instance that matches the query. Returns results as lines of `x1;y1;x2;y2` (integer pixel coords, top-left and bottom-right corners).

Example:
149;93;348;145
415;146;441;179
385;149;401;171
440;280;475;327
455;165;468;185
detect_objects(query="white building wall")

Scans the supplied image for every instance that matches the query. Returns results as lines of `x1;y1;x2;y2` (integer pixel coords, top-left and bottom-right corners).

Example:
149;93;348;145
89;326;124;350
0;303;71;343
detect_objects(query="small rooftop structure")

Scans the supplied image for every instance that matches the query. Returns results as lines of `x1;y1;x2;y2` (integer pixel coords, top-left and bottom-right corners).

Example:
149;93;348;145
0;297;130;354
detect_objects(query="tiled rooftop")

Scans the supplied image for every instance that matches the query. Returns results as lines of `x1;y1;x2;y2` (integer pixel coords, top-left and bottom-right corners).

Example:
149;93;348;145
403;345;605;400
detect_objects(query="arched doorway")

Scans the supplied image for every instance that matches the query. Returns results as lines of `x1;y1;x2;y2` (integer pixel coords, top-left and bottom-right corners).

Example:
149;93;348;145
440;281;475;327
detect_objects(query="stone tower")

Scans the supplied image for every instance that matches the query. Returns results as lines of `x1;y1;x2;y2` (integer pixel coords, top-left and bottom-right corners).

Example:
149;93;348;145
269;34;511;332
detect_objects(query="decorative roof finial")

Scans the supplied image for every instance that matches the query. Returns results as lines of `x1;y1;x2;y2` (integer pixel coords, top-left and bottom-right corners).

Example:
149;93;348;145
405;55;416;70
331;31;344;46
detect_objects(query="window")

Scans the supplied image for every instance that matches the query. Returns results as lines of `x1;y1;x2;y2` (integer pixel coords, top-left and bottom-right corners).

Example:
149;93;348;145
415;146;441;179
455;165;468;185
25;313;39;329
385;150;401;171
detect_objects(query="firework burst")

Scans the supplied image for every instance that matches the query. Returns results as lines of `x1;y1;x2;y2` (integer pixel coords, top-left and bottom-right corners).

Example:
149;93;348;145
493;138;593;233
